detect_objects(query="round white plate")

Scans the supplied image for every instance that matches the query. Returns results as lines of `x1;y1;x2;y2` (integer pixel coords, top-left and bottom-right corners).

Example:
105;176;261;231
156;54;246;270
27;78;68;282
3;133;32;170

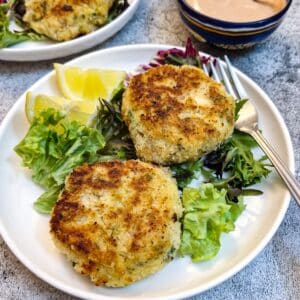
0;45;294;299
0;0;140;62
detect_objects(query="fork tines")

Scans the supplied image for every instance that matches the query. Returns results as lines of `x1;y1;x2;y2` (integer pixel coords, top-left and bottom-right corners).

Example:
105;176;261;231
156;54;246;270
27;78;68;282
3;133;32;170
203;56;248;100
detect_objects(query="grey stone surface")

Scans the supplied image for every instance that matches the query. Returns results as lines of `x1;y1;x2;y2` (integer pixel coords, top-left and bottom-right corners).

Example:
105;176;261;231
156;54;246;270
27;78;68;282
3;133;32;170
0;0;299;299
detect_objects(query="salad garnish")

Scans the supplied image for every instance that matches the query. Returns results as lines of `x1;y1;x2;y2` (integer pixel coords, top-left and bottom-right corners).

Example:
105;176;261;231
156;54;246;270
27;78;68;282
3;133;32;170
179;183;245;262
142;38;211;71
14;109;106;213
14;38;272;263
96;89;135;161
107;0;129;23
0;0;129;48
0;1;43;48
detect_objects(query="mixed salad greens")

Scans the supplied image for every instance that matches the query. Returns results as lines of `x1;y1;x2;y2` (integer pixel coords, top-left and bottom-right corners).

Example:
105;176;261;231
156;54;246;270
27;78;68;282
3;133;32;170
14;39;272;263
170;103;270;260
179;183;245;262
14;109;106;213
0;0;129;48
0;1;43;48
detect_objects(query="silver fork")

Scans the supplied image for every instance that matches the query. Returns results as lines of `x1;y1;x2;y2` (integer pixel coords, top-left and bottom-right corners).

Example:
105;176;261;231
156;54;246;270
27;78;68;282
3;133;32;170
203;56;300;206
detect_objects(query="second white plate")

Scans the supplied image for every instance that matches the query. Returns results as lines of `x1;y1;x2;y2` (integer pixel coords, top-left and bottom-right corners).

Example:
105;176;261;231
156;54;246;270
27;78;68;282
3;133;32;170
0;0;140;61
0;44;294;299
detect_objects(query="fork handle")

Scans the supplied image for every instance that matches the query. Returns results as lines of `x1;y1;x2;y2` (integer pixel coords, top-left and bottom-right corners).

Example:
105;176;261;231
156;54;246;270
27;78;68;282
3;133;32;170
246;127;300;206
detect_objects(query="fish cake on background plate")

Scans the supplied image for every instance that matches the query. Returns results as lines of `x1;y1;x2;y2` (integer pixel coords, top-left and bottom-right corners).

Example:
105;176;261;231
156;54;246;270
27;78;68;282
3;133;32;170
50;160;182;287
22;0;115;41
122;64;235;165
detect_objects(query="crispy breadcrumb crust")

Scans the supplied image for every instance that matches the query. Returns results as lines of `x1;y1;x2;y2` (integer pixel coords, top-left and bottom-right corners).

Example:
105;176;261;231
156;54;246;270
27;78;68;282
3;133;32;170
122;64;235;165
50;160;182;287
23;0;114;41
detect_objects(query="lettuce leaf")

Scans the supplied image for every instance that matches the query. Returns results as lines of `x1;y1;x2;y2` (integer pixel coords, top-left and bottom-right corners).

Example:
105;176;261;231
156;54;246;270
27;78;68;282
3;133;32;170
171;160;203;189
179;183;245;262
203;130;270;188
14;108;106;213
33;186;61;214
0;2;43;48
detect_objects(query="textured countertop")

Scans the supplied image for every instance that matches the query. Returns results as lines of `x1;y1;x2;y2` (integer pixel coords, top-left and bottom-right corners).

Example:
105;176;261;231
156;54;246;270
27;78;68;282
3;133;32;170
1;1;300;299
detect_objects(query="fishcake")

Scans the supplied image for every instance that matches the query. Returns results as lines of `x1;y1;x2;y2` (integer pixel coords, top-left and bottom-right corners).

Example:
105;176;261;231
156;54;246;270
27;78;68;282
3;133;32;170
22;0;114;41
50;160;182;287
122;64;235;165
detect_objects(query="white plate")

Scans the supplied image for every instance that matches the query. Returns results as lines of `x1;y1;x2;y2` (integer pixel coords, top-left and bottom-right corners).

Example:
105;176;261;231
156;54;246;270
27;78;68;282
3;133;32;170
0;0;140;62
0;45;294;299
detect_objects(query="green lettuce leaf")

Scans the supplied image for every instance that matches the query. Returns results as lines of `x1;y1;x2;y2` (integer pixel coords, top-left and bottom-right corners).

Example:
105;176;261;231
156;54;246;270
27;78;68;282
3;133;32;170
179;183;245;262
229;131;270;187
171;160;203;189
0;3;43;48
203;130;270;188
14;108;106;213
33;187;61;214
234;99;248;121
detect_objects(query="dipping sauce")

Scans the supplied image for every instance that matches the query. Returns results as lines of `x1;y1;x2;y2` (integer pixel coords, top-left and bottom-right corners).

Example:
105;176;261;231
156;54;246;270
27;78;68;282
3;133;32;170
185;0;286;22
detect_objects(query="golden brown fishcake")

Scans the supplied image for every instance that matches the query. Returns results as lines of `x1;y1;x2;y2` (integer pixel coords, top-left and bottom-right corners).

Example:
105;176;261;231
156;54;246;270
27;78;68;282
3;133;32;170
50;160;182;287
122;64;235;165
23;0;114;41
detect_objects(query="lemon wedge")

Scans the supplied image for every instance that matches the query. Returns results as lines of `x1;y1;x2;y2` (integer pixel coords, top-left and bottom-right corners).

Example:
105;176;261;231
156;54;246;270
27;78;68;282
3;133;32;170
54;63;126;102
25;92;98;126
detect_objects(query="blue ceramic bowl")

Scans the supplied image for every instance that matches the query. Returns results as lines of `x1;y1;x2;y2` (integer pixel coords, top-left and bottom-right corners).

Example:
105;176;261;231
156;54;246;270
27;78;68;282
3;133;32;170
177;0;292;49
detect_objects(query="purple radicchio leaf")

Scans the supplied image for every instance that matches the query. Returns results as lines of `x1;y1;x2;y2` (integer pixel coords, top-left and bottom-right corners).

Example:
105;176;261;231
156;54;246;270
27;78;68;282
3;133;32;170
137;37;211;73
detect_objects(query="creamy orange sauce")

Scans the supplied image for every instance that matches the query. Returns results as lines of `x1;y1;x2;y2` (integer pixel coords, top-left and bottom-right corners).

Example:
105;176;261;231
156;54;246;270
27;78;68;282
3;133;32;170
185;0;286;22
